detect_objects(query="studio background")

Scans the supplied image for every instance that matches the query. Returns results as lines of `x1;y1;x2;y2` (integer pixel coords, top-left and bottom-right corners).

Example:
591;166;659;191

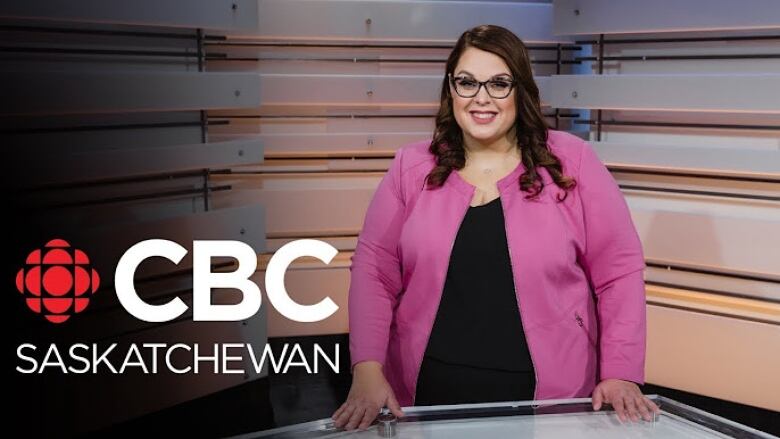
3;1;779;437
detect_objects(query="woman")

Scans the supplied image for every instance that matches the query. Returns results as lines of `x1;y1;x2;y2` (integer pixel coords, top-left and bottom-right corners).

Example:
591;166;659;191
333;24;661;431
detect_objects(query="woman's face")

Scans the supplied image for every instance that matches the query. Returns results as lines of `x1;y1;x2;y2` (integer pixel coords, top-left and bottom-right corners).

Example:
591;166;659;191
450;47;517;148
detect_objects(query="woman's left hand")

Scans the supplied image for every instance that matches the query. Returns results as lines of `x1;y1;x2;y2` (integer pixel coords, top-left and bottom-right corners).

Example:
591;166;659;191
592;379;661;422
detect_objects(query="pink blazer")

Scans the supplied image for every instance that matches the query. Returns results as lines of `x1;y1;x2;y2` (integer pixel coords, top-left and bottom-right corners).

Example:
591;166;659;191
348;129;647;407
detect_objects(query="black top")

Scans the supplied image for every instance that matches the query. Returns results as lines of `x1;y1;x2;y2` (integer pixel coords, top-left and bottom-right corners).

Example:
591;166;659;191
423;196;535;372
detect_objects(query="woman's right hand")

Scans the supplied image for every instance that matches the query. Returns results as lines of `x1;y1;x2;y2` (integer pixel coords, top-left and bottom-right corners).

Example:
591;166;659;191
332;361;405;430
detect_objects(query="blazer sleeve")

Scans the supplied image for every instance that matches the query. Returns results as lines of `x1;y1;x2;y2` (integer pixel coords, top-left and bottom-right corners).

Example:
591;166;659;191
577;141;648;385
348;146;407;370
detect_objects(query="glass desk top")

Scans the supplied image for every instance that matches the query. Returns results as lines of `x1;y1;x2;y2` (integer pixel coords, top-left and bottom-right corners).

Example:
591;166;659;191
229;396;778;439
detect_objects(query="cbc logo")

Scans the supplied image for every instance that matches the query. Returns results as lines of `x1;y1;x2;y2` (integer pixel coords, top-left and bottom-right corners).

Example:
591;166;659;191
15;238;337;325
15;238;101;324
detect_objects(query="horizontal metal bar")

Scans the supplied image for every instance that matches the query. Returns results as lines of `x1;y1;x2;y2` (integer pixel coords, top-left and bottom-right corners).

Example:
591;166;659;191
0;23;198;39
574;119;780;131
204;41;583;51
577;54;780;62
212;112;580;119
0;45;199;58
535;60;581;65
205;41;458;49
621;184;780;202
28;184;232;210
206;54;582;64
646;261;779;285
1;120;228;135
213;113;431;120
610;167;780;184
21;169;216;191
208;56;450;63
205;55;581;65
226;168;376;176
646;280;780;305
574;34;780;45
646;300;779;326
645;261;780;304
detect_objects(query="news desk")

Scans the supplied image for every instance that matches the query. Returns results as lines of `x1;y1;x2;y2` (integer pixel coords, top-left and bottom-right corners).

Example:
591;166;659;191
230;396;777;439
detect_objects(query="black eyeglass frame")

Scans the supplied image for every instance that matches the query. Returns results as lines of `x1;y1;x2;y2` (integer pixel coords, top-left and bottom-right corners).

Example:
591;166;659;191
448;73;518;99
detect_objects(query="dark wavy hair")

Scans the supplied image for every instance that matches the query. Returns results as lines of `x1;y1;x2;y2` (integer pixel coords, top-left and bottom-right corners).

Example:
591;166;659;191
425;24;576;200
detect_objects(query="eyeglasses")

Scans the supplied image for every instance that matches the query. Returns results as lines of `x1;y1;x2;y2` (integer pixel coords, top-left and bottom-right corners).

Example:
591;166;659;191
449;73;516;99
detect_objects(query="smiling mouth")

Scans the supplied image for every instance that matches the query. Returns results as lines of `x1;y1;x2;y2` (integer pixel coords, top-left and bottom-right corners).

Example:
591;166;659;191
470;111;498;121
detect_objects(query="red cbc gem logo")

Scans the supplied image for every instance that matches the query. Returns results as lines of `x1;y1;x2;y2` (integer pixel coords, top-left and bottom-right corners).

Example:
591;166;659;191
15;239;100;324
